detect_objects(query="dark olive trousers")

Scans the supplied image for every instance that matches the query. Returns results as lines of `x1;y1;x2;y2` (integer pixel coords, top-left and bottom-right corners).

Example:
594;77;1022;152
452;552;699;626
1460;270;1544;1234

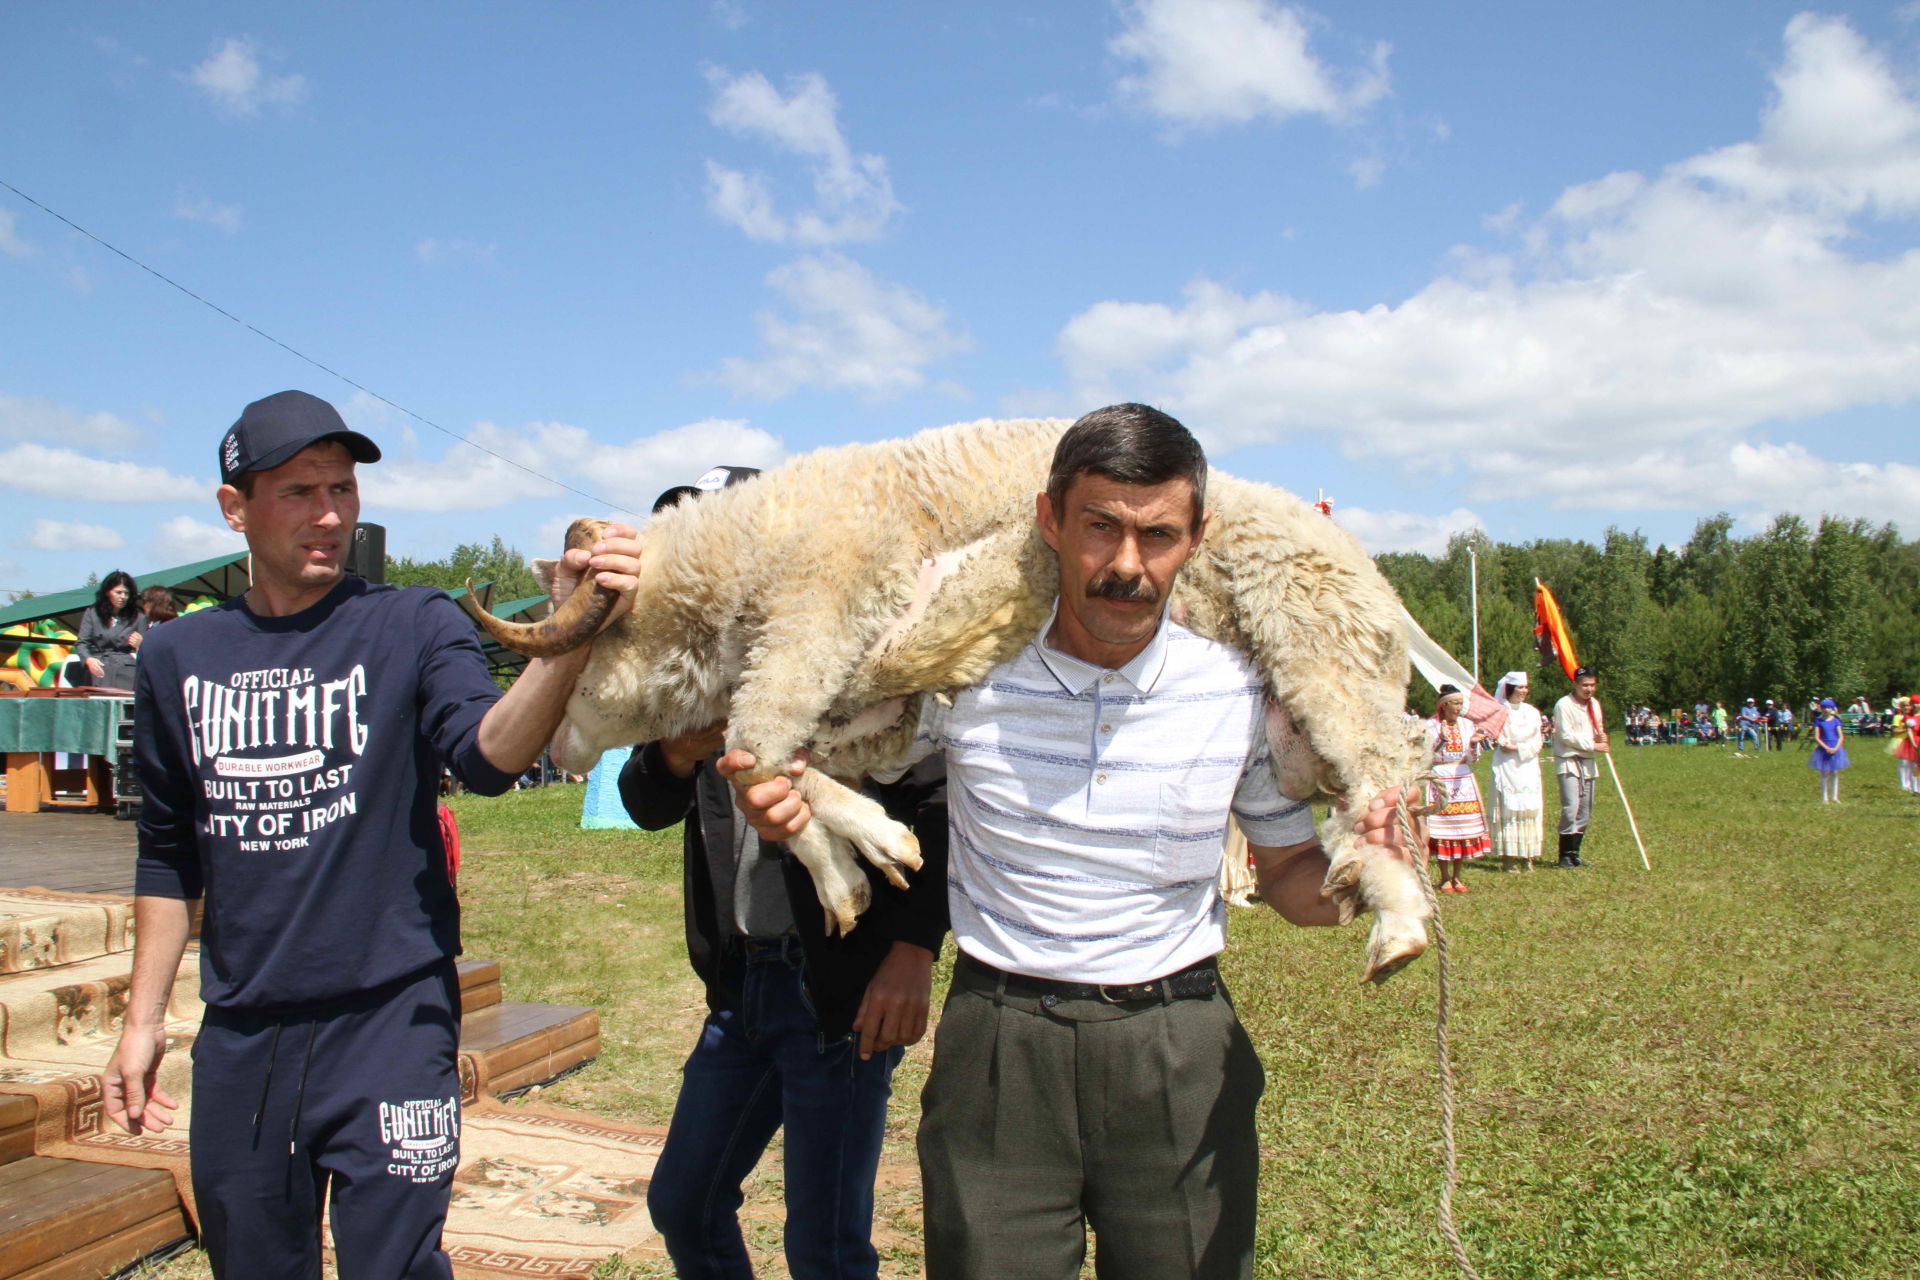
917;961;1265;1280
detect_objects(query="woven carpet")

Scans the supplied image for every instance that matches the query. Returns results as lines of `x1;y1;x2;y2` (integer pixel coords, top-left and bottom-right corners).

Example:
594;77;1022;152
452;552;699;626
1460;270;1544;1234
441;1100;667;1276
0;945;203;1212
0;885;135;974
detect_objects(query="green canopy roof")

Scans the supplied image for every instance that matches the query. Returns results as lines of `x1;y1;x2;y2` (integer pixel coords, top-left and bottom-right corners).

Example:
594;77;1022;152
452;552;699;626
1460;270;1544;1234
1;558;555;683
0;550;251;632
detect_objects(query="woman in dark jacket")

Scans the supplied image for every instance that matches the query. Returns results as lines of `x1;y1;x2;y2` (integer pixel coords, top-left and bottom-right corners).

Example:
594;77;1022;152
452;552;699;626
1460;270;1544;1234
68;570;148;690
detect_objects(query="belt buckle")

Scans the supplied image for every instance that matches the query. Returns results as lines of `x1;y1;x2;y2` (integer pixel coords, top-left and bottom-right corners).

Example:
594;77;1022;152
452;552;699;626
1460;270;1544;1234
1098;980;1148;1004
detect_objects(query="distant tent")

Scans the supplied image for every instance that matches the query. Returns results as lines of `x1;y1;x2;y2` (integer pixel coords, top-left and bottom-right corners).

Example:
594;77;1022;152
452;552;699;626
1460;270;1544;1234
0;553;551;684
0;549;252;635
0;550;251;686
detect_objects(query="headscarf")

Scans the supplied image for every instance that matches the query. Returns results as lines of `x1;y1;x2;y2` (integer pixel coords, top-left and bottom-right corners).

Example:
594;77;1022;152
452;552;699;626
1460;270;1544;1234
1493;671;1530;704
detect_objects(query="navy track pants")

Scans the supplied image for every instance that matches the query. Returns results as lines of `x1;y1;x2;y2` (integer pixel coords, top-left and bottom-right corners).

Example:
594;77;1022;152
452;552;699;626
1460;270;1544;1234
190;960;462;1280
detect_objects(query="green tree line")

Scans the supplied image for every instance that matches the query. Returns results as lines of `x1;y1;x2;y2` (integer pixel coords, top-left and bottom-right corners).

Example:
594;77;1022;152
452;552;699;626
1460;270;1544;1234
374;519;1918;716
1378;513;1920;713
384;536;544;603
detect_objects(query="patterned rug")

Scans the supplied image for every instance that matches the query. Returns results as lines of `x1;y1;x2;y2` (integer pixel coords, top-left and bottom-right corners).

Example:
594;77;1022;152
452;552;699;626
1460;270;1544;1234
0;885;135;974
444;1101;667;1276
0;944;203;1212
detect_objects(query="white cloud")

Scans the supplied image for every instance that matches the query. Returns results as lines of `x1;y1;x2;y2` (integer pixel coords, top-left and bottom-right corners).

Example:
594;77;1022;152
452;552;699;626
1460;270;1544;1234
415;237;498;266
351;414;785;518
17;519;125;553
356;420;573;513
185;36;306;117
1332;505;1484;556
65;267;91;294
705;252;972;400
151;515;245;564
0;395;141;447
1477;440;1920;530
174;194;243;234
0;444;206;502
1058;15;1920;511
592;419;786;510
703;68;901;244
1110;0;1390;131
711;0;750;30
0;209;30;257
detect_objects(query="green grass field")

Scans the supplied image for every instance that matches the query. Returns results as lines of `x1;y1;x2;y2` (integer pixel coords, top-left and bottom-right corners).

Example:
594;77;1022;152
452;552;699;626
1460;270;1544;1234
135;741;1920;1278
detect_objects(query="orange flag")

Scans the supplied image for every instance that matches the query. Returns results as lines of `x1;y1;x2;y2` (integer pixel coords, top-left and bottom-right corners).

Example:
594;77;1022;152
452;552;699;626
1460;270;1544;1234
1534;580;1580;681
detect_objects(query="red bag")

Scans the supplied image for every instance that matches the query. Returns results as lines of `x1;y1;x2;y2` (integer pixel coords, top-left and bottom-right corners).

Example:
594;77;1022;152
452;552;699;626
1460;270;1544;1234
438;802;461;882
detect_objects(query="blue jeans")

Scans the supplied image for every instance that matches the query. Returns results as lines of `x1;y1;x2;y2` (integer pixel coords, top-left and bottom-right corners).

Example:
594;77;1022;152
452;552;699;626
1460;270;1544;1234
648;940;903;1280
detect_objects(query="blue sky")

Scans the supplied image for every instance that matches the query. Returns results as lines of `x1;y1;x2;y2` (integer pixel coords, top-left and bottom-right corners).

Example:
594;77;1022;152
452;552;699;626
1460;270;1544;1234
5;2;1918;595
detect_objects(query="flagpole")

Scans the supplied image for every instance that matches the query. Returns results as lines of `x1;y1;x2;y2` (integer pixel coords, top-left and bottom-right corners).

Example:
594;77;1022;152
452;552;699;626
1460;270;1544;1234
1605;752;1652;871
1468;544;1480;686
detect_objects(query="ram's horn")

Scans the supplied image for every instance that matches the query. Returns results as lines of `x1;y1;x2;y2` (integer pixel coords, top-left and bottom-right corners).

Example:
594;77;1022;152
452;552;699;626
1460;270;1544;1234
459;518;619;657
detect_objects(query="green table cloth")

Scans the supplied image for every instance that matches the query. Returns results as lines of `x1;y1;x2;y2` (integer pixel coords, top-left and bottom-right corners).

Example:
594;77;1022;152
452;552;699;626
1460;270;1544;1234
0;696;130;755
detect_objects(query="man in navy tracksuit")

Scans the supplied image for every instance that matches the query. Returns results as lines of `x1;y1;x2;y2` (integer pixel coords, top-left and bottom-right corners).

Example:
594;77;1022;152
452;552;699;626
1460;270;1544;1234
101;390;643;1279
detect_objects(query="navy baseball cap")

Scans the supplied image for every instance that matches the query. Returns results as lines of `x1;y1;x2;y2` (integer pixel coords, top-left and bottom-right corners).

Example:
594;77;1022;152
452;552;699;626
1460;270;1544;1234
652;465;760;514
219;390;380;485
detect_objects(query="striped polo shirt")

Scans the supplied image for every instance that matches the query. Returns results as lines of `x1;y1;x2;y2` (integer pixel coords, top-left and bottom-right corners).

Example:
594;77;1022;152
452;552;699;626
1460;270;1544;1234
896;606;1317;984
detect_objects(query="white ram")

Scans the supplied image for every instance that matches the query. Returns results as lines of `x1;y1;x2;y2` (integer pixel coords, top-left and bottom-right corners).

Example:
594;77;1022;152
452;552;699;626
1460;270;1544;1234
471;416;1432;984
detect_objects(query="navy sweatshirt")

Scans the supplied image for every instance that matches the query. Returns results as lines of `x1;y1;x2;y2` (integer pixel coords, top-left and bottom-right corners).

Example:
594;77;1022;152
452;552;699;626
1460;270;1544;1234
133;576;517;1011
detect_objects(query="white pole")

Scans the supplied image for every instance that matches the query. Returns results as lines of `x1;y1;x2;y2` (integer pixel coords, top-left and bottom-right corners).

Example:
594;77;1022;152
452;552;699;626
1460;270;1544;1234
1605;752;1652;871
1468;544;1480;686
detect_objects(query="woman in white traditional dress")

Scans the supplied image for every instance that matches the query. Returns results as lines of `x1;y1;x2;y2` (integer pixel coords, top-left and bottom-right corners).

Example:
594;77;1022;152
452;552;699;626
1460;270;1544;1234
1489;671;1544;873
1426;685;1491;893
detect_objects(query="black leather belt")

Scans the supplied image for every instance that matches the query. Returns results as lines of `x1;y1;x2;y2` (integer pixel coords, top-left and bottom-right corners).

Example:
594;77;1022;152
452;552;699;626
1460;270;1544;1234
735;935;803;963
959;953;1219;1004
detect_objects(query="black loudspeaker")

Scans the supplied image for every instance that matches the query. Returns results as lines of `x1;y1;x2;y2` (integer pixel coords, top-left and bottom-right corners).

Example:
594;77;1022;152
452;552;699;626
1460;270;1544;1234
347;523;387;583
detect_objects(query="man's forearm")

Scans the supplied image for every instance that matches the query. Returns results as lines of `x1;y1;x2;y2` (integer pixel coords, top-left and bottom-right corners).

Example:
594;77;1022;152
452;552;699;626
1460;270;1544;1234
1252;841;1343;926
476;649;592;774
125;896;194;1031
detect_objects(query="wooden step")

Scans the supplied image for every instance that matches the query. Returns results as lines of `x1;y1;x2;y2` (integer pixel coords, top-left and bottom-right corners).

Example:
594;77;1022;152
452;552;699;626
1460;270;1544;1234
0;1156;188;1280
0;1095;34;1168
458;1001;599;1100
455;958;501;1014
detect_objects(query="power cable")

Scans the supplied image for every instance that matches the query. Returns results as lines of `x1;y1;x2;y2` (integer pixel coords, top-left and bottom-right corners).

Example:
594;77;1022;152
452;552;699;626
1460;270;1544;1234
0;177;643;519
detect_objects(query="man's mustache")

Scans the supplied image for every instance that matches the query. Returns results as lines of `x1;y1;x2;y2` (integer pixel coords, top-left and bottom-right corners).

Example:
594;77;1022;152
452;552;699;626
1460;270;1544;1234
1088;575;1158;603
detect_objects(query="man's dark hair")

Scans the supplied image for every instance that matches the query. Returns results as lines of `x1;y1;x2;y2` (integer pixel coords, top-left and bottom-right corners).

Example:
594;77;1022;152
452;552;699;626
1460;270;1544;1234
1046;403;1207;532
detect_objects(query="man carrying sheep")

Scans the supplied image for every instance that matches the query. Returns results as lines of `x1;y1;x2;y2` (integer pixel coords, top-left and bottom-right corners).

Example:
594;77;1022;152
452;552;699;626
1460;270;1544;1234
725;403;1414;1279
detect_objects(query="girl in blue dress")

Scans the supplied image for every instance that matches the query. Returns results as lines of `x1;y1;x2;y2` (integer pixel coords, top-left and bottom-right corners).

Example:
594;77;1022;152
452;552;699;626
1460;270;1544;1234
1809;698;1850;802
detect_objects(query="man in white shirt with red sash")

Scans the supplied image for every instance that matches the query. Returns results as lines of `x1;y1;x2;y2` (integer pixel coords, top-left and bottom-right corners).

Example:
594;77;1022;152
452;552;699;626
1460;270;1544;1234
1550;666;1608;867
724;404;1413;1279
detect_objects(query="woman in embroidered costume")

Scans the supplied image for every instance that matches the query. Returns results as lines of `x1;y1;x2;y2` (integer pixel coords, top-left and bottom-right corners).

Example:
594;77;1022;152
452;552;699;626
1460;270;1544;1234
1893;695;1919;795
1807;697;1850;803
1426;685;1491;893
1489;671;1544;872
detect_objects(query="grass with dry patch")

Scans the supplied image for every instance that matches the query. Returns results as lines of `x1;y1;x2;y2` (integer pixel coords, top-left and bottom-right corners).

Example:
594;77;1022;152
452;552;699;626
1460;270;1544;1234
134;743;1920;1277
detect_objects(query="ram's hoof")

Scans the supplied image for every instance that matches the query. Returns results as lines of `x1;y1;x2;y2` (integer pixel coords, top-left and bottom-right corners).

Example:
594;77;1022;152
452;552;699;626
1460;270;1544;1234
822;879;872;938
1360;934;1427;986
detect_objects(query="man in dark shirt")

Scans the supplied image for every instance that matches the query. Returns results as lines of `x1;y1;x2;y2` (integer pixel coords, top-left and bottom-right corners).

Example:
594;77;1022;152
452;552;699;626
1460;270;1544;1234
618;467;949;1280
101;390;643;1279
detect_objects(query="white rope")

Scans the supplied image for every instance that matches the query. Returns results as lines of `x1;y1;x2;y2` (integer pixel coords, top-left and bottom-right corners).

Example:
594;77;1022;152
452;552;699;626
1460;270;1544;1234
1396;784;1486;1280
